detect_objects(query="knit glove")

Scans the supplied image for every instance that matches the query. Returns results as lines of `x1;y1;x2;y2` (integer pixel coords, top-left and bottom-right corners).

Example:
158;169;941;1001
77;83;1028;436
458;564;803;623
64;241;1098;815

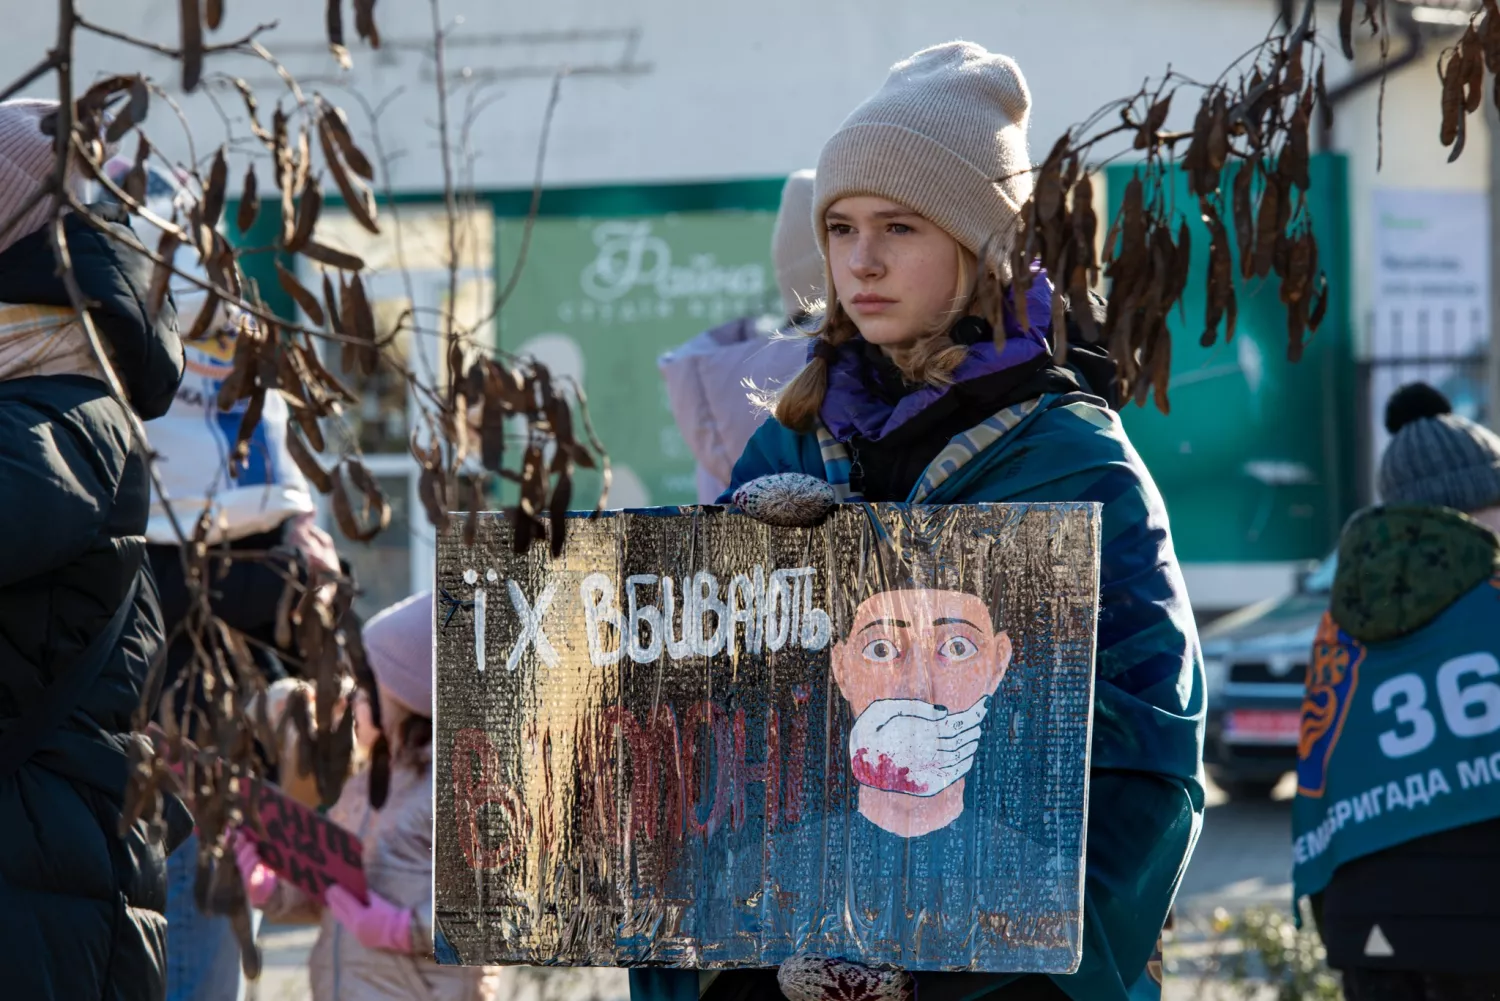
731;473;837;528
325;885;414;954
231;833;278;909
777;954;915;1001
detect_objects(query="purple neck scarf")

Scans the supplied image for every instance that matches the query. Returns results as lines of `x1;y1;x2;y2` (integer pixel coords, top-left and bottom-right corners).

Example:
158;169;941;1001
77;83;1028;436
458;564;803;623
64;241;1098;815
817;269;1055;443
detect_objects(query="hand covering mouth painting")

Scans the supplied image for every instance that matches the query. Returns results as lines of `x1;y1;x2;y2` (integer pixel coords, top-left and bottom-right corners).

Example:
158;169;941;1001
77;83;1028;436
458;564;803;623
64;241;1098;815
834;587;1013;837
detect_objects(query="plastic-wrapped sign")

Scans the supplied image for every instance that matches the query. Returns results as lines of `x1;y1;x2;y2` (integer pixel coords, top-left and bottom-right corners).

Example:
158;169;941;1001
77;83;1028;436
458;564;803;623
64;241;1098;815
434;503;1100;973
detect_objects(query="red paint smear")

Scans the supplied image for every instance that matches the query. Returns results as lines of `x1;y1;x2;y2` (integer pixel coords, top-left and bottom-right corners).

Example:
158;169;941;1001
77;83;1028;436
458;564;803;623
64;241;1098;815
851;747;928;794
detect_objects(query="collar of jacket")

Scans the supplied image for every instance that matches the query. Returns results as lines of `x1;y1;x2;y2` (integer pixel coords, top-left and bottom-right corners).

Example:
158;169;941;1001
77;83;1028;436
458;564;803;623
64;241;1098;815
1332;504;1500;643
815;270;1056;444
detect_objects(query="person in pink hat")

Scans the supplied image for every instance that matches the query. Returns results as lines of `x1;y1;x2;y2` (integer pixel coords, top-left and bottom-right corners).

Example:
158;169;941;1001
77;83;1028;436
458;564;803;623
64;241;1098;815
234;591;503;999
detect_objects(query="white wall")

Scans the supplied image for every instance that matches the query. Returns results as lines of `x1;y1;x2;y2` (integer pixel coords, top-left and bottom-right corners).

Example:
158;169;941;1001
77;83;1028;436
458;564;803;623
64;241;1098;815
11;0;1337;192
1333;25;1490;357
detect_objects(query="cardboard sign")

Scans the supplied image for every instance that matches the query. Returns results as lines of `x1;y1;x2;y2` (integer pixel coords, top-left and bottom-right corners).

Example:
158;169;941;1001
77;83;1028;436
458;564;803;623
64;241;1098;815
434;504;1100;973
245;782;368;905
153;728;368;904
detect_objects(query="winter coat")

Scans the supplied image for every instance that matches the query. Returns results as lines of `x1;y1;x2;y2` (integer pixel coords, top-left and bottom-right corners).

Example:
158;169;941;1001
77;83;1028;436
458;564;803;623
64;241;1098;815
658;315;809;502
261;762;504;1001
636;283;1203;1001
0;206;186;1001
1300;505;1500;973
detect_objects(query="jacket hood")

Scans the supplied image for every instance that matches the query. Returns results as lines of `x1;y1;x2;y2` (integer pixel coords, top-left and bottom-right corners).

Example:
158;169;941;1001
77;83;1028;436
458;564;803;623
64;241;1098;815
0;203;183;419
1331;504;1500;643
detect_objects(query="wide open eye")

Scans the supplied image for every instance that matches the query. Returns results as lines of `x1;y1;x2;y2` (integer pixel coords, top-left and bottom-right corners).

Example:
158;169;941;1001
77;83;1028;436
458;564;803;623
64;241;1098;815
938;636;979;662
861;638;901;663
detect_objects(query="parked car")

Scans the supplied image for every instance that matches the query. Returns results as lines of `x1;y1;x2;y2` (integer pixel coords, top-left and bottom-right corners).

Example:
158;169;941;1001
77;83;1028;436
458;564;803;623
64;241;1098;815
1201;555;1335;798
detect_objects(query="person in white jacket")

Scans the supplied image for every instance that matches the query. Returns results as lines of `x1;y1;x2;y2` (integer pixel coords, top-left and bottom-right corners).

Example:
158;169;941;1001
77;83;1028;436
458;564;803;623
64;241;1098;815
658;170;822;502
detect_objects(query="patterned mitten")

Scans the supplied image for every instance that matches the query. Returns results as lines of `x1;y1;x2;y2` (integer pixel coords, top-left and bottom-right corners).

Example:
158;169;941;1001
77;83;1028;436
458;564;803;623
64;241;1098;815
731;473;837;528
777;953;916;1001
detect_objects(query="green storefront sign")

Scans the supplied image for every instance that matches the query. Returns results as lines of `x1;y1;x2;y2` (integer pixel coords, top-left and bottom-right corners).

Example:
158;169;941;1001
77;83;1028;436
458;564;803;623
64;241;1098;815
494;207;779;508
1105;154;1357;565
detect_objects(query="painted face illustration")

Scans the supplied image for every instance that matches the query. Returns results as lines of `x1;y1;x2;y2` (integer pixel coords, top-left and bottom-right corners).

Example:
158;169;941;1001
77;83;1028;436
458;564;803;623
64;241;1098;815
832;588;1012;838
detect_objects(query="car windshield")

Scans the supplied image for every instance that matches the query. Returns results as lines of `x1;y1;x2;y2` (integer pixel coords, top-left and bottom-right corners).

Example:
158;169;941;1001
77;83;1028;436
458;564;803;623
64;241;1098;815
1303;553;1337;594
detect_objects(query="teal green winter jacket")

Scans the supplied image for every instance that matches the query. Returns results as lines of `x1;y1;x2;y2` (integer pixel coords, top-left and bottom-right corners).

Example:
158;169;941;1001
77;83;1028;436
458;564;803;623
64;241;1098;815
633;392;1205;1001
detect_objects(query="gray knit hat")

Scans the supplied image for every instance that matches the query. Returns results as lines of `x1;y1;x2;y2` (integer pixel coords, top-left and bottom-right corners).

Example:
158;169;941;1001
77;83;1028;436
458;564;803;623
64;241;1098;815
772;170;821;319
1379;383;1500;512
813;42;1033;282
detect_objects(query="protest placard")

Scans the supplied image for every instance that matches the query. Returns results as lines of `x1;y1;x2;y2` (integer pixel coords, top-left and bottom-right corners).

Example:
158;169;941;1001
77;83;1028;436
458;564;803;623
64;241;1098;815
154;727;367;904
434;503;1099;972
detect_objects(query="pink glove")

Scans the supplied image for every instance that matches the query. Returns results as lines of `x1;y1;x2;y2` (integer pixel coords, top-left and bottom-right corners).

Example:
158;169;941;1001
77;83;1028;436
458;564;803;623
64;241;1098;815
284;511;340;579
231;833;278;909
325;885;413;954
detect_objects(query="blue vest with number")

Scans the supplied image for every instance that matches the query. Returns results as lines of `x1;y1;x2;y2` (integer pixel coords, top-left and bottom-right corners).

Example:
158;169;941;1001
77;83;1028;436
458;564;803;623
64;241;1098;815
1292;580;1500;903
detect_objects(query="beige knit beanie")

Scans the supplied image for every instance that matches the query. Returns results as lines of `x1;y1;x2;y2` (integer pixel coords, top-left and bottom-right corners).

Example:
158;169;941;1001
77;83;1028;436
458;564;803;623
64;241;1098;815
814;42;1033;282
0;100;68;256
771;169;821;318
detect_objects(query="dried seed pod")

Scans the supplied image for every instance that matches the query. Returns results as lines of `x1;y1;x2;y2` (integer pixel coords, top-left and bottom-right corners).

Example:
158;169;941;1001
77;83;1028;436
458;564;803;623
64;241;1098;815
1253;177;1281;279
549;466;573;558
1184;97;1214;196
236;163;259;234
1151;331;1172;415
519;444;546;519
285;418;333;493
1070;173;1099;285
1035;160;1064;224
1168;221;1192;307
1201;200;1231;346
341;273;378;376
317;111;379;234
1284;100;1311;191
181;0;204;93
202;148;228;229
276;261;326;326
272;107;291;192
1134;94;1171;150
1233;160;1256;279
418;465;451;533
217;323;260;410
1340;0;1357;59
1441;47;1467;150
301;240;365;273
229;388;266;478
185;291;222;343
463;478;482;548
286;174;321;253
1464;30;1486;114
327;0;346;51
146;230;180;324
354;0;380;47
1483;0;1500;72
318;105;375;180
1307;273;1330;330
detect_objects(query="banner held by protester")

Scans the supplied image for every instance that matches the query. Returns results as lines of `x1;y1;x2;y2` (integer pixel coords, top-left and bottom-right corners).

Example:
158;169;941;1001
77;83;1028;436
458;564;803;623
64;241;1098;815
433;504;1100;972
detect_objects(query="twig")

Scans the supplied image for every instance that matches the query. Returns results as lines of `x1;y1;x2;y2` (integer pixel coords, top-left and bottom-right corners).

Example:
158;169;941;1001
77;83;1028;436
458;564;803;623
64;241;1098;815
495;72;563;311
0;52;61;106
76;15;277;59
473;72;564;332
428;0;461;407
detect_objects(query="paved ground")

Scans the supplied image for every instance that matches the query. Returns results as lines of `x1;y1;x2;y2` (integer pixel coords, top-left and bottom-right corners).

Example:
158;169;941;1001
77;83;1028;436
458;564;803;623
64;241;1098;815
255;774;1299;1000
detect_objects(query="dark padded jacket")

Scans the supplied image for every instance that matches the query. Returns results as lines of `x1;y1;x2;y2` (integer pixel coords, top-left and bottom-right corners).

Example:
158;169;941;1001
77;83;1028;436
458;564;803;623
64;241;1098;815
0;205;185;1001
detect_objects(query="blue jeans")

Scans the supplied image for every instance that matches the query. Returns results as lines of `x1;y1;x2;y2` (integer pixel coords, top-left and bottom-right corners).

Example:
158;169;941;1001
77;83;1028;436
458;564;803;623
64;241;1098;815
165;832;262;1001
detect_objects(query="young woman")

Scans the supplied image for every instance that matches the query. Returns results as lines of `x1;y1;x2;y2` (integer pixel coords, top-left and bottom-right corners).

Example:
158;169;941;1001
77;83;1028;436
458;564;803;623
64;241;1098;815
634;42;1203;1001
